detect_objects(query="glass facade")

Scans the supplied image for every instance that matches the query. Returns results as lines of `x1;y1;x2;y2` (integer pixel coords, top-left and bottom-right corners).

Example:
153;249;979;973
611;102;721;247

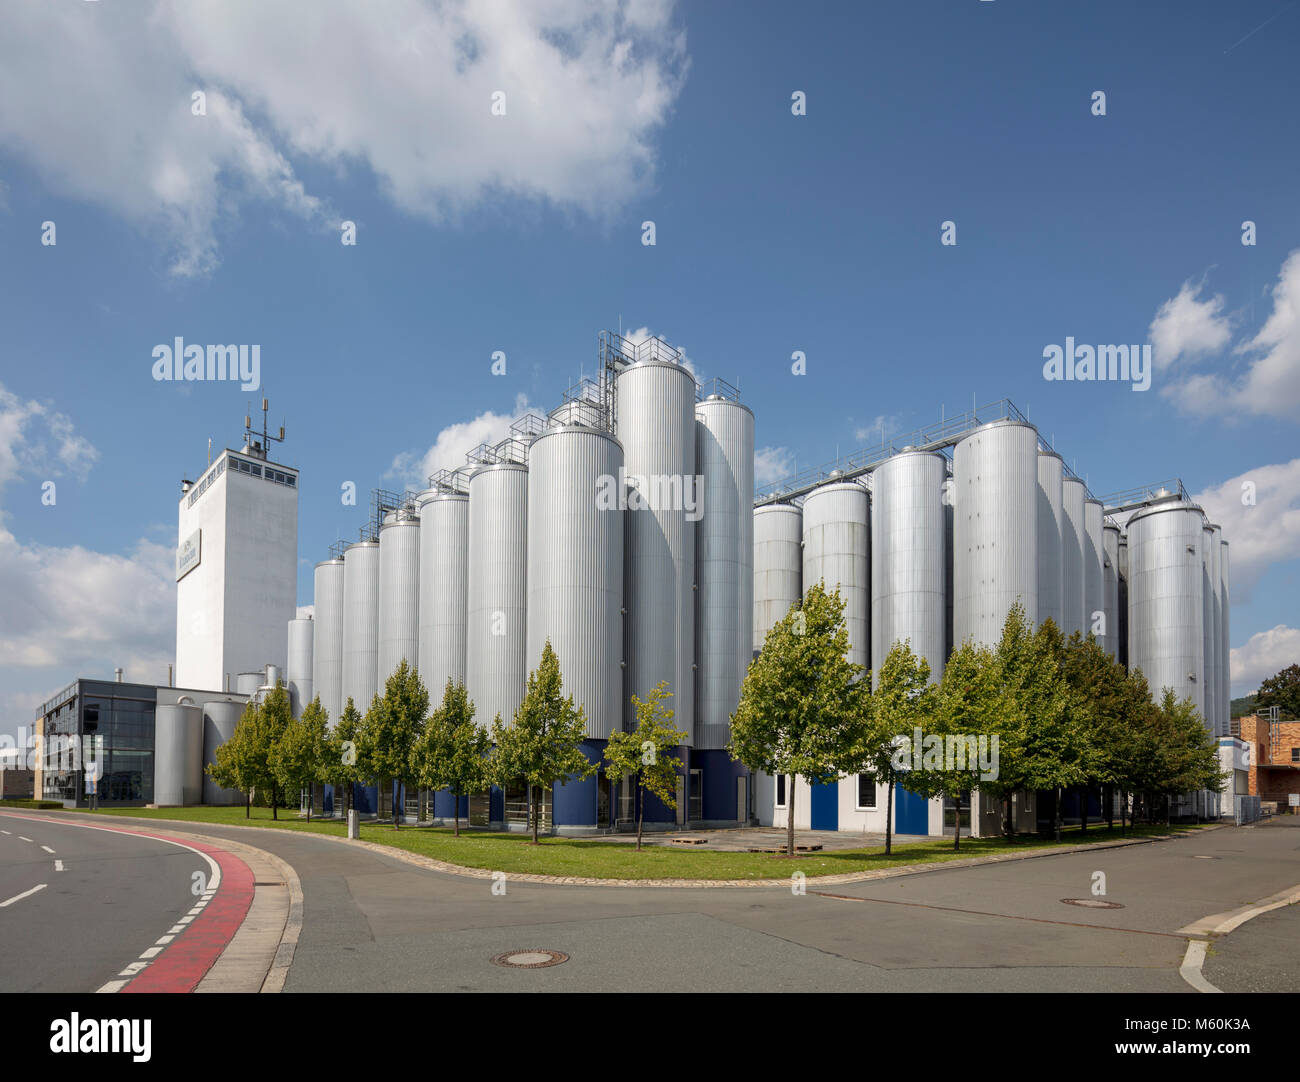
40;682;156;807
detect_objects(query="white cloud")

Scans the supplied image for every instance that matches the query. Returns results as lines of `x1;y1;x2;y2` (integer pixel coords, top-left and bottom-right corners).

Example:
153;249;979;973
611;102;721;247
1230;624;1300;697
296;605;315;620
754;446;796;488
1154;252;1300;418
1193;458;1300;602
854;414;902;444
0;0;686;276
624;326;699;381
0;384;98;491
387;394;537;486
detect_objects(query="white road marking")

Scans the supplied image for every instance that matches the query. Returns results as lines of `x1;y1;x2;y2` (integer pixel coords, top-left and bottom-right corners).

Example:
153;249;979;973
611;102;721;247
54;860;64;872
0;883;47;907
96;980;129;994
155;935;174;945
40;845;55;854
139;947;163;959
0;829;10;835
17;836;32;843
1180;939;1221;993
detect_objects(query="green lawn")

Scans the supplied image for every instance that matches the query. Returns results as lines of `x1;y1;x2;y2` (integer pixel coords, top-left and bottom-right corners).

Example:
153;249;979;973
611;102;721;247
64;805;1207;881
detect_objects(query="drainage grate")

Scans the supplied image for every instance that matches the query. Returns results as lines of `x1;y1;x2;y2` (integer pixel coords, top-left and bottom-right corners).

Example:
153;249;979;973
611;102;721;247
1060;897;1125;910
490;949;569;969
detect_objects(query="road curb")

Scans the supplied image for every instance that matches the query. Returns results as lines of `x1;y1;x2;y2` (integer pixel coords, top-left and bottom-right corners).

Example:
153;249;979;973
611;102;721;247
1176;878;1300;994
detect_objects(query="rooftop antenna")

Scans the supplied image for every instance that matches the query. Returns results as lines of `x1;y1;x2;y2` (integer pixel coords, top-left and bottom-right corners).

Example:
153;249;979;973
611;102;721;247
243;395;286;461
207;437;212;466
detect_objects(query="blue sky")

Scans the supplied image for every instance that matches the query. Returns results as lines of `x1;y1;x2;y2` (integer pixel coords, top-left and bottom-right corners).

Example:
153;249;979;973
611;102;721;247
1;0;1298;742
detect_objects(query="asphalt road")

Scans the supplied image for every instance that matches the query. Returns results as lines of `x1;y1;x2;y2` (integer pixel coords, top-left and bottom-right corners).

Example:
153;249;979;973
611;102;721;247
0;813;209;992
39;812;1298;994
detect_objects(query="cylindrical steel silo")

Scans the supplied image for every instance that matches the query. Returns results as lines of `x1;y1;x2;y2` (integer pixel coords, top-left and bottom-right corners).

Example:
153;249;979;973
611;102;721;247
802;479;870;670
416;489;469;706
527;425;624;740
202;698;246;805
1219;536;1230;737
1117;534;1129;669
753;503;802;650
1036;451;1065;632
1127;500;1205;721
695;397;754;749
953;420;1039;649
1084;498;1105;642
312;558;345;725
155;701;203;806
377;509;421;687
234;672;263;698
466;462;528;730
287;616;314;717
942;476;955;662
341;540;380;713
616;359;697;739
1060;477;1087;637
872;450;946;685
1102;524;1120;660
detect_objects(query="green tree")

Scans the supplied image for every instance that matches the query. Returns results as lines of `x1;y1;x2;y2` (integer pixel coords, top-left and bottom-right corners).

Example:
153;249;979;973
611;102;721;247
254;684;293;820
358;660;428;830
604;681;687;851
855;642;934;856
206;701;260;818
327;697;363;817
1257;664;1300;720
1147;689;1224;822
271;696;330;823
489;641;596;844
730;582;866;857
410;680;489;837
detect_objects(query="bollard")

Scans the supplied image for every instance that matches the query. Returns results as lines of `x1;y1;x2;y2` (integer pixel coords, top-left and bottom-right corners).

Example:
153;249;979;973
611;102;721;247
347;809;359;840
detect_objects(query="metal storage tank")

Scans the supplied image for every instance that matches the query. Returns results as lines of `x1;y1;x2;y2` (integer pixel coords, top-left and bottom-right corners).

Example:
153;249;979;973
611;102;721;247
1117;534;1129;668
202;698;246;805
527;425;624;740
803;479;870;670
695;397;755;749
466;462;528;730
1102;524;1121;660
312;558;345;725
1200;525;1217;736
871;449;946;684
753;503;802;649
953;420;1039;649
234;672;263;698
1206;524;1226;737
341;540;380;713
416;489;469;703
1127;500;1205;721
1036;451;1065;631
1219;535;1230;738
1060;477;1087;637
287;616;314;717
942;476;955;661
616;358;697;739
155;699;203;806
1084;498;1105;641
377;508;421;686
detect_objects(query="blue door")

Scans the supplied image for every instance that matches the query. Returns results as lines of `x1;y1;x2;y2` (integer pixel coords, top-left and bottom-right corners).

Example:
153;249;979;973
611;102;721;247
894;783;928;835
810;781;838;831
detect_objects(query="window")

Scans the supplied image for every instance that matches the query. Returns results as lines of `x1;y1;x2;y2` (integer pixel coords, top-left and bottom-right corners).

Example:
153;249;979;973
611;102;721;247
857;773;877;809
1292;748;1299;764
775;774;786;808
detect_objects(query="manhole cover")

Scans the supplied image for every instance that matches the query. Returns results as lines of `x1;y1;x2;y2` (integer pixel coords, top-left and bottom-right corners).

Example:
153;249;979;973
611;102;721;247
1060;897;1125;910
1192;855;1217;860
491;949;569;969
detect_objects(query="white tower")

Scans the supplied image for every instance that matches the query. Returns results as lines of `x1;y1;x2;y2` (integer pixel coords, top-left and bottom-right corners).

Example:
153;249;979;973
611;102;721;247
175;402;299;691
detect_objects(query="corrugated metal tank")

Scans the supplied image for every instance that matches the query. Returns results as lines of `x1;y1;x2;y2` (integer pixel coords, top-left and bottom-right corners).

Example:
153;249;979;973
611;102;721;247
953;420;1039;649
341;540;380;713
871;450;946;684
1204;524;1225;737
1036;451;1065;631
1219;535;1230;737
695;397;754;748
1084;498;1105;641
312;558;345;725
1102;524;1121;660
616;359;697;740
377;509;421;686
202;699;245;805
466;462;528;730
802;479;870;670
527;425;624;741
753;503;802;650
416;489;469;703
1117;534;1129;668
1127;500;1205;721
234;672;263;698
942;476;955;661
287;616;314;717
155;701;203;806
1060;477;1087;637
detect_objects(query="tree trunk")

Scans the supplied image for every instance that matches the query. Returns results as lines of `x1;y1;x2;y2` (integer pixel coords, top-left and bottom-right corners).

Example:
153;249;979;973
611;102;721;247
953;794;960;851
532;790;540;845
1119;788;1126;835
245;790;251;819
393;780;400;830
454;791;461;838
787;776;796;857
306;786;311;824
272;784;278;820
885;773;893;857
1080;786;1088;833
1004;794;1014;843
1106;785;1114;832
1054;787;1062;842
636;778;644;852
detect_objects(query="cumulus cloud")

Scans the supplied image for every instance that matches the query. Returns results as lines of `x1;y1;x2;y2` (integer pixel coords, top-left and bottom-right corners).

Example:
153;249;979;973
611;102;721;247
754;446;796;488
387;394;538;486
1154;252;1300;418
624;326;699;381
854;414;903;444
1193;458;1300;602
0;384;98;491
0;0;687;276
1230;624;1300;697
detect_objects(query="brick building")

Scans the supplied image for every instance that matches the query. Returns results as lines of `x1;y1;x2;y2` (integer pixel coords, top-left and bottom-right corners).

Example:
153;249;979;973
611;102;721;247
1236;712;1300;814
